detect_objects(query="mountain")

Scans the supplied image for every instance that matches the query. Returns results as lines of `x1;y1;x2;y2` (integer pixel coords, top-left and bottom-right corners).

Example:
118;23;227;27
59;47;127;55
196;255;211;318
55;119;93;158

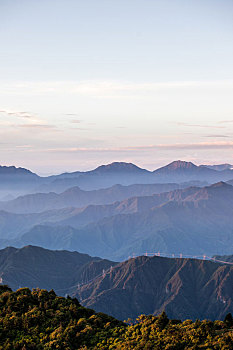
156;160;196;171
38;160;231;193
90;162;147;174
213;254;233;263
2;286;233;350
1;246;233;322
0;245;115;294
0;166;39;189
0;189;174;240
37;162;154;192
227;179;233;186
153;160;233;183
2;161;232;196
0;286;124;349
0;165;36;177
14;182;233;260
0;165;41;198
0;182;184;214
202;164;233;171
76;255;233;321
0;208;78;239
0;182;203;238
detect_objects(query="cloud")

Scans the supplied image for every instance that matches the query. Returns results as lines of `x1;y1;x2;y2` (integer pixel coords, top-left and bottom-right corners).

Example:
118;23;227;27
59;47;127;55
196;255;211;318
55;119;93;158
15;145;33;149
130;142;233;151
176;122;225;129
19;124;57;130
204;135;230;138
37;141;233;153
1;79;233;98
218;120;233;124
70;119;82;124
0;109;34;119
65;113;80;117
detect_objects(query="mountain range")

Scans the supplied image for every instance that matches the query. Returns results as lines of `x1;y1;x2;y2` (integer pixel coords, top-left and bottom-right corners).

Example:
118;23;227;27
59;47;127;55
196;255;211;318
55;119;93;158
1;245;233;321
2;161;233;198
0;182;192;214
3;181;232;261
0;245;115;293
37;160;233;192
0;181;204;239
1;160;233;263
77;254;233;321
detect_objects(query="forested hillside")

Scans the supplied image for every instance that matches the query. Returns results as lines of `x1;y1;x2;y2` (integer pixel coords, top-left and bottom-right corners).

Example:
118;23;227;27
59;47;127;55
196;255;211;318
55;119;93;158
1;286;233;349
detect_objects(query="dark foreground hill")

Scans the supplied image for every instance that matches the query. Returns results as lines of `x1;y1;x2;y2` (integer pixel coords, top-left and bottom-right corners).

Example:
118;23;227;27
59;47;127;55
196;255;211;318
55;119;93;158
76;255;233;321
0;285;123;349
1;286;233;349
1;246;233;323
0;245;116;294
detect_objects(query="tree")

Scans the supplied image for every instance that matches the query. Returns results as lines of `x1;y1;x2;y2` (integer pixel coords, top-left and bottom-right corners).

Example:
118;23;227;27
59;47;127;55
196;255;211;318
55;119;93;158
224;313;233;328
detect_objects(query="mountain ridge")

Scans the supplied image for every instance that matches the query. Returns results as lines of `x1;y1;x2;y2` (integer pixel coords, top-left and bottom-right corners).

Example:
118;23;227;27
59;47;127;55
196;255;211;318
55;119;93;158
76;254;233;321
0;245;116;294
2;160;233;195
9;181;233;260
1;244;232;322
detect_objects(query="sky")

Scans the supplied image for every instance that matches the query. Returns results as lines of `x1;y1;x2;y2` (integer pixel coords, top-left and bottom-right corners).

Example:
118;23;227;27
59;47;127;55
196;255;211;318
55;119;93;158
0;0;233;174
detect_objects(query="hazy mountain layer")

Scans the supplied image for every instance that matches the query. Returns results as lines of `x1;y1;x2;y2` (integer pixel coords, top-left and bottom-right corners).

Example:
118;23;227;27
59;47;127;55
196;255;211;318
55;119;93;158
0;182;208;239
0;208;78;239
202;164;233;171
37;161;233;192
0;183;183;214
12;182;233;260
1;161;233;197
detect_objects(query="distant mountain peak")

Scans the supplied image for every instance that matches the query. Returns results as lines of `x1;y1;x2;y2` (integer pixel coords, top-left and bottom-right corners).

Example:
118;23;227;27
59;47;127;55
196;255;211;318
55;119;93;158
94;162;147;173
201;164;233;171
166;160;197;169
209;181;232;189
63;186;82;194
0;165;36;175
155;160;197;173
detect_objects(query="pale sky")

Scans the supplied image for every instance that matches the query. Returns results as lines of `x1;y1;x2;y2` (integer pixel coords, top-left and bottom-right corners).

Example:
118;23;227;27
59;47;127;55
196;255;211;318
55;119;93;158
0;0;233;174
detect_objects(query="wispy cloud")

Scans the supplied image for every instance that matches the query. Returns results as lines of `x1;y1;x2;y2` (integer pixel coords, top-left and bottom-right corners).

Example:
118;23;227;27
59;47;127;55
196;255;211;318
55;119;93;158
0;109;34;119
19;124;57;130
35;141;233;153
176;122;225;129
15;145;33;149
218;120;233;124
204;134;230;138
65;113;80;117
129;142;233;151
70;119;82;124
1;79;233;98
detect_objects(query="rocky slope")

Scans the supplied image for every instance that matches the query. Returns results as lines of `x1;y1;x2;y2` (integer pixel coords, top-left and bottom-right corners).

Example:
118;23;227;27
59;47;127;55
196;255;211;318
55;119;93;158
76;255;233;321
0;245;115;294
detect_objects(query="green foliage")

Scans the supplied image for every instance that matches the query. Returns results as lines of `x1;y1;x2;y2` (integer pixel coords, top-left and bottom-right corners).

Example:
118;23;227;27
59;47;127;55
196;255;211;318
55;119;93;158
0;285;123;350
0;285;233;349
